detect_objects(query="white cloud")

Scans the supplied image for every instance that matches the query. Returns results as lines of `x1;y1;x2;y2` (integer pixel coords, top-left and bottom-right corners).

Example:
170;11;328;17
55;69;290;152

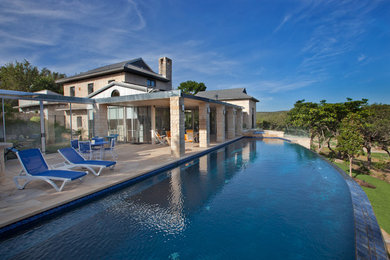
358;54;366;62
273;14;291;33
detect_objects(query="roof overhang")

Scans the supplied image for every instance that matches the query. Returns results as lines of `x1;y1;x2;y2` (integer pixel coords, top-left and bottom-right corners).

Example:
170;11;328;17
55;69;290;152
0;89;242;109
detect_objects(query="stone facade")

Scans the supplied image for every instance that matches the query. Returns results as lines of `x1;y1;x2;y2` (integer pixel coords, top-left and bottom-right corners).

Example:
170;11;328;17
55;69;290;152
216;105;225;143
221;99;257;129
199;103;210;148
226;107;236;139
93;104;108;138
170;97;185;157
63;72;125;97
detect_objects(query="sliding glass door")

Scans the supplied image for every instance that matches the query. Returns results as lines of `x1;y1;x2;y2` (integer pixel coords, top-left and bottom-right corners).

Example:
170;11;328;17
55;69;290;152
125;106;151;143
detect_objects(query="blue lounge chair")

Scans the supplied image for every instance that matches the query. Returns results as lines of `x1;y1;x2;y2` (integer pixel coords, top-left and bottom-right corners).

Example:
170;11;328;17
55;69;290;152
15;148;87;192
58;147;116;176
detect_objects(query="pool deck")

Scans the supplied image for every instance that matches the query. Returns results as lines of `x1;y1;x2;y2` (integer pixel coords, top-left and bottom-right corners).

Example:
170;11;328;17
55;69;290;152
0;139;239;230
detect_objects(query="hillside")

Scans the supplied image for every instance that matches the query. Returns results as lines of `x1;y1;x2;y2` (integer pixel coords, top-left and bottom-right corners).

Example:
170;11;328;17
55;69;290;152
256;111;289;130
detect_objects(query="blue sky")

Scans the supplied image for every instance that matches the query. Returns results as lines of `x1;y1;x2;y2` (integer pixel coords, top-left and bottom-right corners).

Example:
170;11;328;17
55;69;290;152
0;0;389;111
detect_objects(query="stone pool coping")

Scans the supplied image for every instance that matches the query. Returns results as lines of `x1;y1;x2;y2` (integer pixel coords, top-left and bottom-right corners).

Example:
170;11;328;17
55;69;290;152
1;136;388;259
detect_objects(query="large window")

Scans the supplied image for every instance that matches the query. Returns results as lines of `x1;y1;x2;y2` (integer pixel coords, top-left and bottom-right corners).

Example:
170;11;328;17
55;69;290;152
70;86;75;97
88;83;94;95
147;79;156;87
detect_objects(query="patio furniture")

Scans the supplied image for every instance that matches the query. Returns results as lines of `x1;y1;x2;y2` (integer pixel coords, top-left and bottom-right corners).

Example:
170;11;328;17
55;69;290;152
91;139;108;160
14;148;87;192
58;147;116;176
155;132;170;145
79;141;95;160
104;138;118;160
70;139;79;150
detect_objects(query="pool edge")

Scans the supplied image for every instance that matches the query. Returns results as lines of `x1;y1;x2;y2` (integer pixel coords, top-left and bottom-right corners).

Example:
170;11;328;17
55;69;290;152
286;139;389;260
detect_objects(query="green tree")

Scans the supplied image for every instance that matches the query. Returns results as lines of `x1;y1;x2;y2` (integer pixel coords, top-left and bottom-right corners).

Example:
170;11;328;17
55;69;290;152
177;80;206;95
287;100;320;149
336;113;364;177
363;104;390;162
0;60;65;94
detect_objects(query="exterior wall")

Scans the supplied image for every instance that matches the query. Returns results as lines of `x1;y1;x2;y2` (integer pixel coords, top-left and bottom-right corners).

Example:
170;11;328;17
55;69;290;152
125;73;171;91
221;99;257;129
199;102;210;148
63;72;125;97
170;97;185;157
91;85;146;99
216;105;225;143
226;107;236;139
65;110;89;140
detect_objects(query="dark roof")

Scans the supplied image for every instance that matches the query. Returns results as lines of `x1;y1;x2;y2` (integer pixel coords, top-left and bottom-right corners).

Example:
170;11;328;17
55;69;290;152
196;88;259;102
56;58;169;84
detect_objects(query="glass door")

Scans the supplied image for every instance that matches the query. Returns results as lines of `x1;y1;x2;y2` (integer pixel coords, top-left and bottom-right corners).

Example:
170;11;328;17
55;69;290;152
125;106;151;143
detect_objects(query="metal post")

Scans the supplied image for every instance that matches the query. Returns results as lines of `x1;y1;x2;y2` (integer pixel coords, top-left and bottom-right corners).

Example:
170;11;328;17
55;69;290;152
39;101;46;153
2;98;6;142
70;103;73;140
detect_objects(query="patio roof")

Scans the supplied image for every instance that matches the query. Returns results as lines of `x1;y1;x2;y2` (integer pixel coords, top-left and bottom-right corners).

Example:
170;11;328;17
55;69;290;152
0;89;242;109
0;89;93;104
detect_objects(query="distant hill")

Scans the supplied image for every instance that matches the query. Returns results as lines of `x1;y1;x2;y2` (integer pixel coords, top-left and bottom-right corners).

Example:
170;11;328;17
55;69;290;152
256;111;289;130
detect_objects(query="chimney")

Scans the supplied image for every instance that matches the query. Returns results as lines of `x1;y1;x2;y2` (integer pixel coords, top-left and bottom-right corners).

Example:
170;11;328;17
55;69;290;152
159;57;172;86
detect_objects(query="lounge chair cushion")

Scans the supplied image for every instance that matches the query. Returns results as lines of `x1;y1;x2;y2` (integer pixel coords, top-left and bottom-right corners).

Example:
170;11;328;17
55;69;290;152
74;160;116;167
37;170;87;180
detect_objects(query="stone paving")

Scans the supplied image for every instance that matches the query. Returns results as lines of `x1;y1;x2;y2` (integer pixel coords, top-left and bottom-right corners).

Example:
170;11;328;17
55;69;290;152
0;141;225;229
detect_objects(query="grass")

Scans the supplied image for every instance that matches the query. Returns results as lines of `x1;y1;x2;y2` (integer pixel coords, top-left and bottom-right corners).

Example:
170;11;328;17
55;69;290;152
334;161;390;234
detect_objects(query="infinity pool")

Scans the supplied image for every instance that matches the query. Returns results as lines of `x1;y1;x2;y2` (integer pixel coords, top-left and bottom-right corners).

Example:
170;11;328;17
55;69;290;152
0;139;355;259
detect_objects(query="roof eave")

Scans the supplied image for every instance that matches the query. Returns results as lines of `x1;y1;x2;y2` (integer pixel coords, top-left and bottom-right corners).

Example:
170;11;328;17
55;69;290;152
55;68;124;84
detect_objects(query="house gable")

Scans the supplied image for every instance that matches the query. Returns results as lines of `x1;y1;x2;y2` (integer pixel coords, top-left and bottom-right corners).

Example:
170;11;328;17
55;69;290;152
88;82;149;99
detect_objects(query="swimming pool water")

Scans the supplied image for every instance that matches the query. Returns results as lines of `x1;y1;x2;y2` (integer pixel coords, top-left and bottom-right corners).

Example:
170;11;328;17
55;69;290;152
0;139;355;259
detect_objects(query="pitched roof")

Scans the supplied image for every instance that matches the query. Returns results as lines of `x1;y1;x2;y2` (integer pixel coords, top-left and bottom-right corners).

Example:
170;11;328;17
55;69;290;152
56;58;169;84
195;88;259;102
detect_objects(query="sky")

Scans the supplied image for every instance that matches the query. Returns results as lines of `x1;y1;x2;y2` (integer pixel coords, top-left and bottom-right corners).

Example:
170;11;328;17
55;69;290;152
0;0;389;111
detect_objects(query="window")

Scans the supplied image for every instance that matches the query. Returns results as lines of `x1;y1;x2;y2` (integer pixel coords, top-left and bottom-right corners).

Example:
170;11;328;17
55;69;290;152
111;90;120;97
88;83;94;94
147;79;156;87
108;80;115;84
77;116;82;128
70;86;75;97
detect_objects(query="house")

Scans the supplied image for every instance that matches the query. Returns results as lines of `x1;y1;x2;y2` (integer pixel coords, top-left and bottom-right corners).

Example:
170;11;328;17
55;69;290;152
8;57;260;157
196;88;259;129
56;57;172;98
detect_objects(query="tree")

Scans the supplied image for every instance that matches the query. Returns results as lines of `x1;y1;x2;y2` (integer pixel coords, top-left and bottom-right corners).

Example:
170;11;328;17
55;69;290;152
336;113;364;177
0;60;65;94
364;104;390;161
177;80;206;95
287;100;320;149
287;98;368;152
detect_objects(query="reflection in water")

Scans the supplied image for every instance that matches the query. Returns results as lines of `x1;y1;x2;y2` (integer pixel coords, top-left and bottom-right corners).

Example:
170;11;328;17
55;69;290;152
124;138;258;236
0;139;354;259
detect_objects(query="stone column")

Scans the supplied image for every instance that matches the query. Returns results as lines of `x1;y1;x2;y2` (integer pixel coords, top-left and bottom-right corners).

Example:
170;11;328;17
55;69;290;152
226;107;236;139
236;109;242;136
94;103;109;137
199;102;210;148
170;96;185;157
216;105;225;143
151;105;156;144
